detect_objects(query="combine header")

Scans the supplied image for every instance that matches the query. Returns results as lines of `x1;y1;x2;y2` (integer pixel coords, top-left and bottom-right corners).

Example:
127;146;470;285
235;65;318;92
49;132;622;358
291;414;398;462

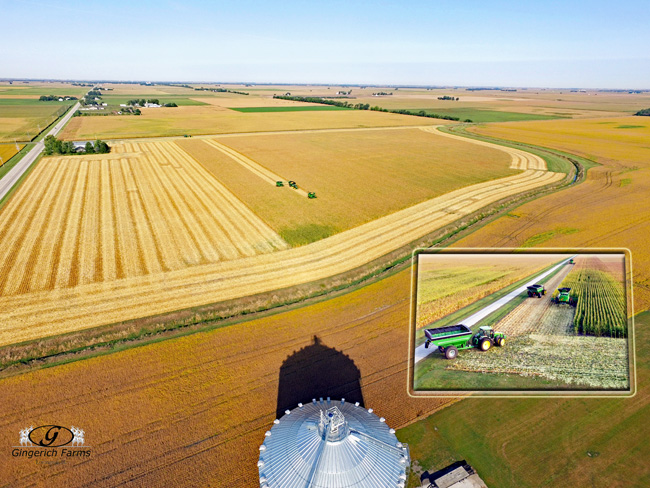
553;287;577;306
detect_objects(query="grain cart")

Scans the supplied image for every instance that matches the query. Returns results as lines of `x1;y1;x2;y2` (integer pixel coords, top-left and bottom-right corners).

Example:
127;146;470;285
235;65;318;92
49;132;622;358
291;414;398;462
527;284;546;298
423;325;506;359
553;287;576;306
276;181;284;187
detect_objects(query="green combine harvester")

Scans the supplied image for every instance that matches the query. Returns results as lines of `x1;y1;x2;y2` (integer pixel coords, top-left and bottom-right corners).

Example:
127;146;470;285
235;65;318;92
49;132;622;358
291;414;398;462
276;181;284;187
307;192;317;199
423;324;506;360
526;284;546;298
569;258;575;264
288;180;298;189
553;287;576;306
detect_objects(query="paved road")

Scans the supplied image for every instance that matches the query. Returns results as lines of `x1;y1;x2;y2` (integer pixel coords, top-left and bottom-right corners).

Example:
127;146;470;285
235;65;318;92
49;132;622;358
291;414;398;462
414;256;576;363
0;102;80;201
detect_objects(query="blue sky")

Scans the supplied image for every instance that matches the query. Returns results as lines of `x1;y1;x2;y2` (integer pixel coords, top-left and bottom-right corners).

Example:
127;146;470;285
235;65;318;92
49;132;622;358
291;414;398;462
2;0;649;88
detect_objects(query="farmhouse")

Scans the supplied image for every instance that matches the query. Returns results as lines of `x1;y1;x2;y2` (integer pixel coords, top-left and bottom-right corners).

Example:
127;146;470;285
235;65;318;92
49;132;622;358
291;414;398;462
420;462;487;488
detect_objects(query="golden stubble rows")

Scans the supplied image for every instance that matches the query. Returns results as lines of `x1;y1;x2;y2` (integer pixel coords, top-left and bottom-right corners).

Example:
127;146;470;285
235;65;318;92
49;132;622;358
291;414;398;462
0;141;288;302
0;128;563;346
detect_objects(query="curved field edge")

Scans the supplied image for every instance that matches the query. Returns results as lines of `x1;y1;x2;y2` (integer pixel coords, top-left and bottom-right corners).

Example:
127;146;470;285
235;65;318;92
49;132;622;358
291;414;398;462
0;131;587;371
439;124;599;175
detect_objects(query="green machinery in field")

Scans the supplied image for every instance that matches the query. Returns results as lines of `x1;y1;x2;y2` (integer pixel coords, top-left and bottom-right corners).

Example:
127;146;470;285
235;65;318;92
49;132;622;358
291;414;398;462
276;181;284;187
553;287;576;306
527;284;546;298
423;324;506;360
308;192;317;199
288;180;298;189
569;258;575;264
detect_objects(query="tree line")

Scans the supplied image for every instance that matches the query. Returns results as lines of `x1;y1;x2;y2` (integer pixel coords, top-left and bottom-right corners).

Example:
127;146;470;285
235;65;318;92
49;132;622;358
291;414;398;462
194;87;249;95
272;95;472;122
126;99;177;107
44;135;110;155
39;95;78;101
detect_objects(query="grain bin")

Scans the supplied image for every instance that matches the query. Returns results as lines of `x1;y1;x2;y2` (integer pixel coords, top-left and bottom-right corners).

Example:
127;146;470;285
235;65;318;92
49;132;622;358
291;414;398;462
258;397;409;487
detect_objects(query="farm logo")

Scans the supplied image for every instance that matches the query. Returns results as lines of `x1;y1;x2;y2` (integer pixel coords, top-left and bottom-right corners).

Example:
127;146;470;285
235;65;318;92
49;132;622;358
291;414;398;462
13;425;91;460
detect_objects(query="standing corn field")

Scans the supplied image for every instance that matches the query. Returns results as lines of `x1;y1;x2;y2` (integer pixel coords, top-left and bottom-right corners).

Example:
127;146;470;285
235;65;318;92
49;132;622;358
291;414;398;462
557;257;627;337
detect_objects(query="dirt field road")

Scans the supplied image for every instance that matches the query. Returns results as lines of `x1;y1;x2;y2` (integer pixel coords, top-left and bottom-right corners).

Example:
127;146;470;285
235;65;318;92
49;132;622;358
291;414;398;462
496;262;575;337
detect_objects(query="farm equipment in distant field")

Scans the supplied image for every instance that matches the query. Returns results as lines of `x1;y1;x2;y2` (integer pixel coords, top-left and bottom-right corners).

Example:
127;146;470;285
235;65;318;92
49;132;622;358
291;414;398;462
423;325;506;360
553;287;576;306
527;284;546;298
276;181;284;187
183;134;192;138
288;180;298;189
569;258;575;264
307;192;317;199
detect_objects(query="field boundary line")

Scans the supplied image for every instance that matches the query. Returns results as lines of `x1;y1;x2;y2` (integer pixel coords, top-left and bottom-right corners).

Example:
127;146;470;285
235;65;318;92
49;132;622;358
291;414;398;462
421;126;547;171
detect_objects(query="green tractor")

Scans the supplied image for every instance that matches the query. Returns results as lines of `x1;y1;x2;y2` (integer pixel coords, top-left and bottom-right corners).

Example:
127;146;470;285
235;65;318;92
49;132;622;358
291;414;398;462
276;181;284;187
424;324;506;360
307;192;317;199
569;258;575;265
288;180;298;189
527;284;546;298
553;287;576;306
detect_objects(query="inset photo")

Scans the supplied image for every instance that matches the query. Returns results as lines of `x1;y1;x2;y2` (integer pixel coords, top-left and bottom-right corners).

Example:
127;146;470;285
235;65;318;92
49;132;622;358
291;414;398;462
410;251;633;395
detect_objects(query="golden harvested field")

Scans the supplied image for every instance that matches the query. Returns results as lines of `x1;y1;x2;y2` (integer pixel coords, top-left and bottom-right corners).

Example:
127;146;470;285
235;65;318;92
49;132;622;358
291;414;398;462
179;127;518;244
471;116;650;165
0;143;23;163
0;140;287;299
457;116;650;311
0;131;563;346
0;269;452;488
58;105;438;140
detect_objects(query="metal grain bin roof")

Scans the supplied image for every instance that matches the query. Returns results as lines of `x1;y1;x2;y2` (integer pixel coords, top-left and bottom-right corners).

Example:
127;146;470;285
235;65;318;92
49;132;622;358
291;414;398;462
258;398;409;488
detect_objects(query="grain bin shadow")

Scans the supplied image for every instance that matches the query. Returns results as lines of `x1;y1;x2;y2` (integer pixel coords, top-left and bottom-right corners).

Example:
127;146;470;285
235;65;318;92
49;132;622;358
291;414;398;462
276;335;364;418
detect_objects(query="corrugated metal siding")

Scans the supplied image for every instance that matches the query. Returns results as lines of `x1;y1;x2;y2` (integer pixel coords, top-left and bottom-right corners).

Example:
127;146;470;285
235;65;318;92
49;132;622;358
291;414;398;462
259;398;409;488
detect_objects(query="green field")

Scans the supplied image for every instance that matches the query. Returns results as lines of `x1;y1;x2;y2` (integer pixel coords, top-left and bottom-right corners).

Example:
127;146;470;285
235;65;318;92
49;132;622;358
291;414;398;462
0;102;72;142
0;85;86;98
402;311;648;488
229;105;352;113
419;108;564;123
